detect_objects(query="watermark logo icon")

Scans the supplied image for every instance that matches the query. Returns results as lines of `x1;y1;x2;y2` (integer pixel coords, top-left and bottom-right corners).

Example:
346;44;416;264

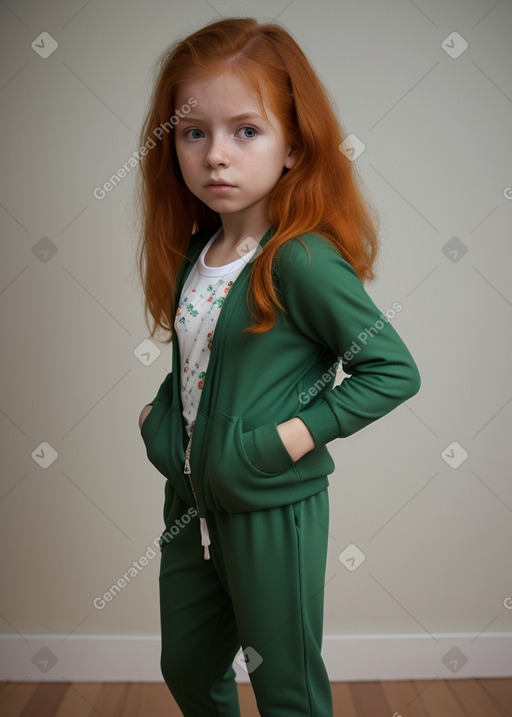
339;134;366;161
32;32;58;59
235;646;263;673
32;237;58;263
32;442;59;469
441;441;468;469
441;32;468;59
442;237;467;263
338;543;366;571
32;647;58;673
442;646;468;673
134;339;161;366
236;236;262;263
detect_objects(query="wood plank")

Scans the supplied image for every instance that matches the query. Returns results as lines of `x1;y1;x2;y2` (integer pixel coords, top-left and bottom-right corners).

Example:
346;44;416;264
472;678;512;716
54;682;103;717
413;679;467;717
349;681;392;715
381;679;430;716
117;682;181;716
331;681;359;716
447;678;512;717
91;682;130;716
0;682;38;717
19;683;68;717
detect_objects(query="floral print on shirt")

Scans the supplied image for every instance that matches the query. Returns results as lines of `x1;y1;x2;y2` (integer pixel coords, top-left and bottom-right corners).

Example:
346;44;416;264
176;278;234;429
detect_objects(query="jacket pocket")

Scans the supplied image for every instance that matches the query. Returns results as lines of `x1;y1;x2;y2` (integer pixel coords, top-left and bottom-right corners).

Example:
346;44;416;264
140;396;173;480
203;409;310;512
140;379;186;492
239;419;295;475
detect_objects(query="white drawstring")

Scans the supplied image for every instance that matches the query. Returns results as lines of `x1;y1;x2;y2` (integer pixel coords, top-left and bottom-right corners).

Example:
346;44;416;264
200;517;211;560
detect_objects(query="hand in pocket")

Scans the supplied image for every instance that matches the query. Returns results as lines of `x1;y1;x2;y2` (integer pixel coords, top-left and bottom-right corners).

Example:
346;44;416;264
139;404;153;431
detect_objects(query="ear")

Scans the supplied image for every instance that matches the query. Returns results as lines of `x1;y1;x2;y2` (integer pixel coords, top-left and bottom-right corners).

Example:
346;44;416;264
284;146;298;170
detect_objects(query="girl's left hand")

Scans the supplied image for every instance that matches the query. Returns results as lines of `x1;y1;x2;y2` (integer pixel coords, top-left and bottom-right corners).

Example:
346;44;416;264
276;417;316;462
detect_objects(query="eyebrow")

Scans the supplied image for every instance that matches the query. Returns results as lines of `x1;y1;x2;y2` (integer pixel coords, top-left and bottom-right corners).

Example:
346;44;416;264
180;112;264;123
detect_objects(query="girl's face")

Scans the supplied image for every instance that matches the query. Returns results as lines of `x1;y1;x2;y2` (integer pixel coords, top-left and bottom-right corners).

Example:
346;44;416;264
174;69;296;230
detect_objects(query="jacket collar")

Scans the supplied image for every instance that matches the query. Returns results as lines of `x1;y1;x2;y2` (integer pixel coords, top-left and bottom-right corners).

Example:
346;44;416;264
175;225;277;302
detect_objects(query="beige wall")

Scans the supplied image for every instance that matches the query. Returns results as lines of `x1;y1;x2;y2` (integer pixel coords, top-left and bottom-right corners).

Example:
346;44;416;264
1;0;511;675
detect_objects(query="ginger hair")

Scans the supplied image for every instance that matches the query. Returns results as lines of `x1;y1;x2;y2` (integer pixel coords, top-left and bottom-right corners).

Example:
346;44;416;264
135;17;380;342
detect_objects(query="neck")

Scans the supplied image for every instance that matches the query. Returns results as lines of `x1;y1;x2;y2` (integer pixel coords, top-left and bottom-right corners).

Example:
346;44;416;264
216;210;272;250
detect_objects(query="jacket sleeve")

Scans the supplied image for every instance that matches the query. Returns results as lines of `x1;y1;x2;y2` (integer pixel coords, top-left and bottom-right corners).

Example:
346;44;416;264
144;371;173;409
275;234;421;447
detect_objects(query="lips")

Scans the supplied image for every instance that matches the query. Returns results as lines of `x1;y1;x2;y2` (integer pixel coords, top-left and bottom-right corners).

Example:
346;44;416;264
204;180;236;195
205;179;234;187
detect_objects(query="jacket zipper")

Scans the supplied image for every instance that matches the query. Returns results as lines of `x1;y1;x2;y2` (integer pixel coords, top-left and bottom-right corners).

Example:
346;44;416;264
183;425;211;560
176;231;273;560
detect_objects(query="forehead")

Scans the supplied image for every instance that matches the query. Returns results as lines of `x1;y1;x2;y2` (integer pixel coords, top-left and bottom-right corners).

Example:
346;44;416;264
175;69;270;121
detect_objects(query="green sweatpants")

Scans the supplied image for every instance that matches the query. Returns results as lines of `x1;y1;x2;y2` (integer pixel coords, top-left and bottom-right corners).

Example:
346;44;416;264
158;486;333;716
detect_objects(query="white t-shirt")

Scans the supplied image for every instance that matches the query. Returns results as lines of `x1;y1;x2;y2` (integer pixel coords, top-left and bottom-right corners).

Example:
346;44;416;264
174;228;259;437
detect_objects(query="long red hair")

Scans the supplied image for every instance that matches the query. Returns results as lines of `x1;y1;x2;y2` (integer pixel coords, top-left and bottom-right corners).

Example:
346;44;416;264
135;17;380;342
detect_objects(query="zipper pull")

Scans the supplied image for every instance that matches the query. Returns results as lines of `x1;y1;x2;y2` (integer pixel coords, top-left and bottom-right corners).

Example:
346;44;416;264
184;433;192;474
200;517;211;560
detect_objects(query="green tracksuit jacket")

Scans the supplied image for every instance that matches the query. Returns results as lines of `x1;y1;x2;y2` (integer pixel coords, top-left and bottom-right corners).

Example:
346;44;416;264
140;226;421;518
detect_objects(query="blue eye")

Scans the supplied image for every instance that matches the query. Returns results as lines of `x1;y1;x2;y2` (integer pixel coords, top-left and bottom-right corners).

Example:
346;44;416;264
241;127;257;138
182;126;257;139
185;129;204;139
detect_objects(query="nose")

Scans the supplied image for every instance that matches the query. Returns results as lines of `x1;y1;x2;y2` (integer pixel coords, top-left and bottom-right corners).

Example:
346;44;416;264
204;134;230;168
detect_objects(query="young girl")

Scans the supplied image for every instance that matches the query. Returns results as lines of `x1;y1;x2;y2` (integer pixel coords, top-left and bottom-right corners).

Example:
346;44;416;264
136;16;420;717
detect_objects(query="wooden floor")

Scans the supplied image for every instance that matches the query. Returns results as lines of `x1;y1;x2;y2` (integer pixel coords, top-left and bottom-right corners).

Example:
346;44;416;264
1;679;511;716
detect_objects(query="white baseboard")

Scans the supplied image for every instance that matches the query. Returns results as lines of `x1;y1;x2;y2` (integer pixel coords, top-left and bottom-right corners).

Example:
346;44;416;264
1;633;511;683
